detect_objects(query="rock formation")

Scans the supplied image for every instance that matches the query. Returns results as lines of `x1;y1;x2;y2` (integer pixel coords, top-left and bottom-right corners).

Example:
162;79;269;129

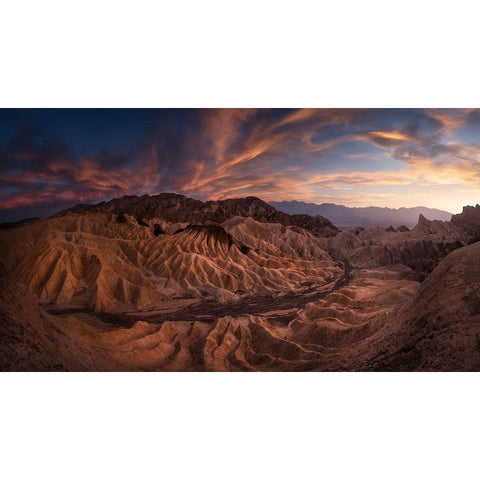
1;194;480;371
57;193;340;238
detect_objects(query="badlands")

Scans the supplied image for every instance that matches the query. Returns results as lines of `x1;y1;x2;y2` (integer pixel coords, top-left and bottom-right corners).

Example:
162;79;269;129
1;193;480;371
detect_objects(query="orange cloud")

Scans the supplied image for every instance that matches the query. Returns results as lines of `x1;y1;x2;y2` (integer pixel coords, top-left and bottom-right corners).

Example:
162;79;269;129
3;108;480;219
425;109;476;132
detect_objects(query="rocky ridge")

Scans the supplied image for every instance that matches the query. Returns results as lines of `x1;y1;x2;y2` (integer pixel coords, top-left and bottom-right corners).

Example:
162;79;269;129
56;193;340;238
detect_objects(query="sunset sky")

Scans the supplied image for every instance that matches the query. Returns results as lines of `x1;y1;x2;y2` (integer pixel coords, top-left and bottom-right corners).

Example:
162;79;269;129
1;108;480;222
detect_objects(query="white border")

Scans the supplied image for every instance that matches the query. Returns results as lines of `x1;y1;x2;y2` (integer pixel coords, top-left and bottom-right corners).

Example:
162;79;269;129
1;1;479;108
1;373;480;480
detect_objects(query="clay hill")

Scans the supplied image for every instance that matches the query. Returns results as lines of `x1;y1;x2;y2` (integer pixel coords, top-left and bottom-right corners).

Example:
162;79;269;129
1;195;480;371
270;200;452;228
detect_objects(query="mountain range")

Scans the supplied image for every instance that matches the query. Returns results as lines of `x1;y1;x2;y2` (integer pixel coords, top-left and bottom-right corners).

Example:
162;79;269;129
269;200;452;228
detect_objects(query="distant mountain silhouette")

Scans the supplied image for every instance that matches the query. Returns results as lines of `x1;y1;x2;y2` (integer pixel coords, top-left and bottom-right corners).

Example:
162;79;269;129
269;200;452;228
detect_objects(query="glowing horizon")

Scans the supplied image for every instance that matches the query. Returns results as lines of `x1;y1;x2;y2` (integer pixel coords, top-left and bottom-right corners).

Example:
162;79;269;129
1;108;480;222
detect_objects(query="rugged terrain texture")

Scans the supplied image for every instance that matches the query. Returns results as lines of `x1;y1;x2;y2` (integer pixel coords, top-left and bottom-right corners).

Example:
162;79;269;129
0;212;338;312
1;196;480;371
57;193;340;238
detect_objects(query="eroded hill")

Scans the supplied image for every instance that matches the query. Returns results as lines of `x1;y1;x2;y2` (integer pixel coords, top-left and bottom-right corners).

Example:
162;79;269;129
1;196;480;371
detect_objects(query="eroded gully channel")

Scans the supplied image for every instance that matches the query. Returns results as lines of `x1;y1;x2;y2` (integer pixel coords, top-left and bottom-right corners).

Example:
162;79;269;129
47;261;352;328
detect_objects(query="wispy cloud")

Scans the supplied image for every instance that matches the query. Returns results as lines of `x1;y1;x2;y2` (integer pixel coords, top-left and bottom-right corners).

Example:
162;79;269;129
1;108;480;220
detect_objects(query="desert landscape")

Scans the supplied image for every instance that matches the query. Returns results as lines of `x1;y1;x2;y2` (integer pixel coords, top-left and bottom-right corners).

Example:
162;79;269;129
1;108;480;371
1;193;480;371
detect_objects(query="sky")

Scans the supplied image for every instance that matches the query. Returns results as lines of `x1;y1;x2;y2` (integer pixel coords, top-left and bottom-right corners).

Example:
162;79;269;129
1;108;480;222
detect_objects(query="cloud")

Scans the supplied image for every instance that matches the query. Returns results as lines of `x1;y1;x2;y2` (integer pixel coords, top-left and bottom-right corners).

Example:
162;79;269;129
425;108;477;132
0;124;161;212
361;130;416;148
172;109;480;196
2;108;480;221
